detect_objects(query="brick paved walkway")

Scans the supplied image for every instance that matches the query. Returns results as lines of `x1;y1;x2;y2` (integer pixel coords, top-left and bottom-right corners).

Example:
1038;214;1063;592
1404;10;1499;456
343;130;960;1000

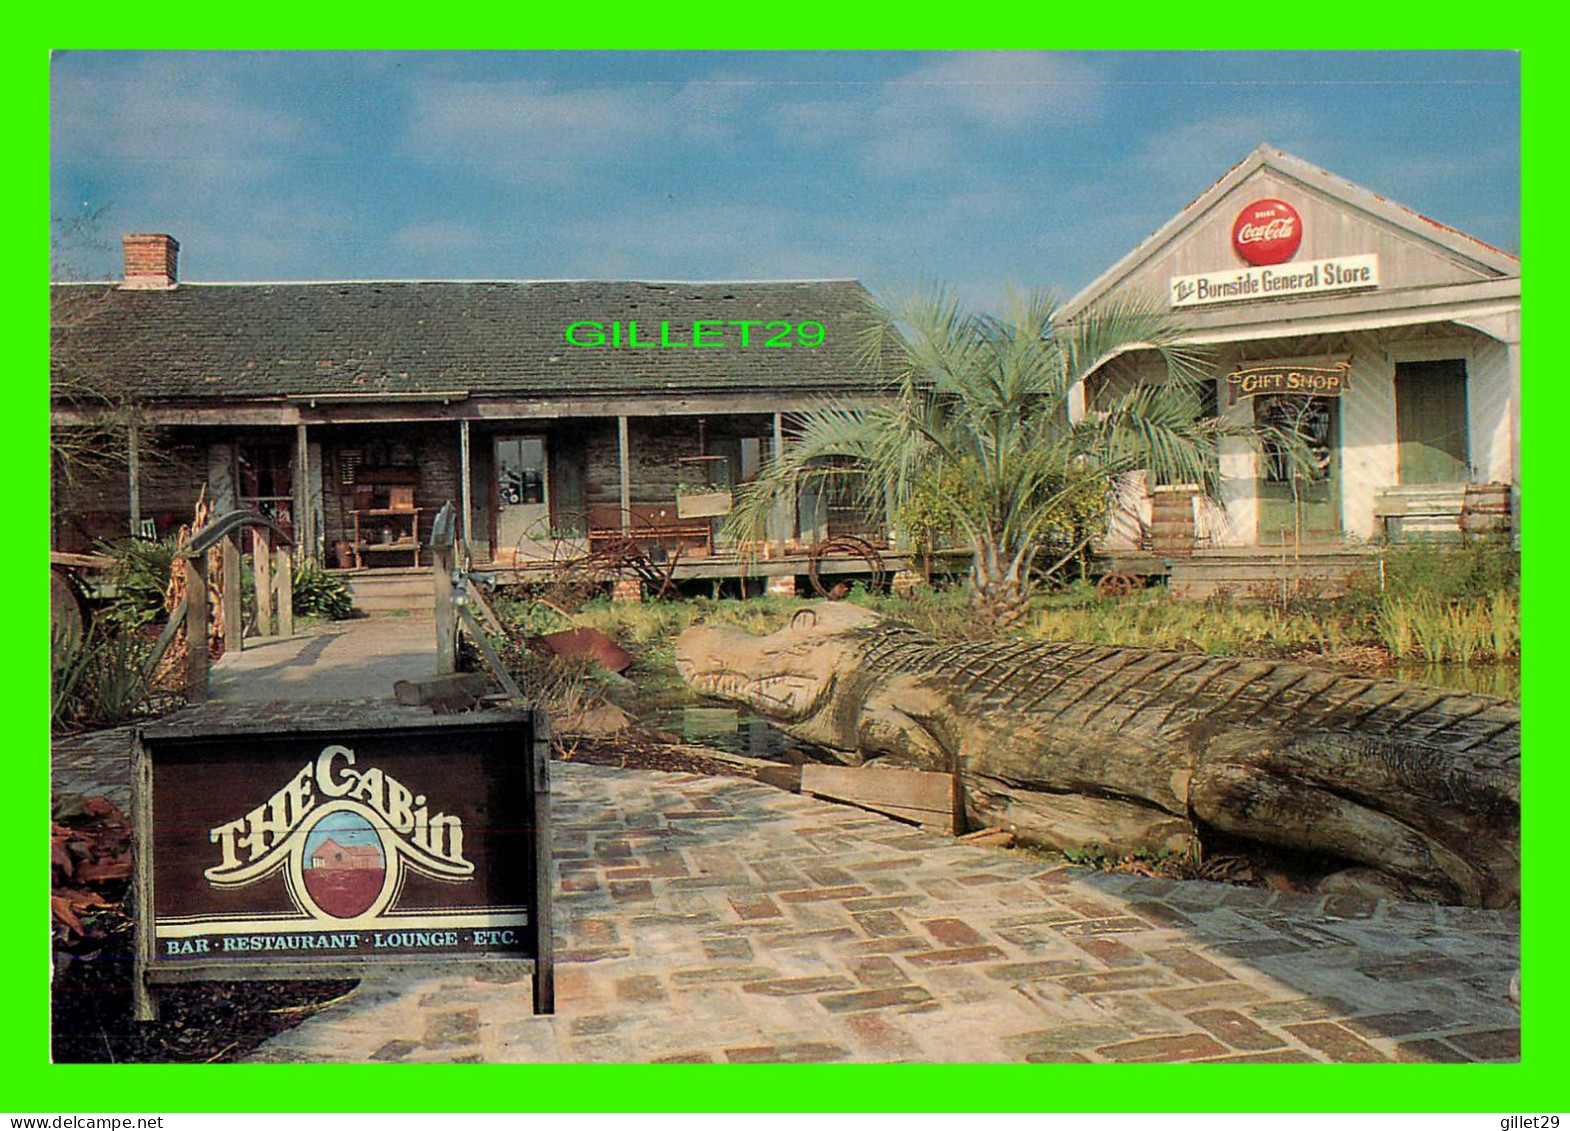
236;760;1517;1065
54;699;1520;1065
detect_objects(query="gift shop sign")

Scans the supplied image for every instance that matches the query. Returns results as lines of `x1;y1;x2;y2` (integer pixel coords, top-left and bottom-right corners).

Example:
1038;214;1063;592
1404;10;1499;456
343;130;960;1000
1226;362;1351;405
132;710;553;1018
1170;254;1379;308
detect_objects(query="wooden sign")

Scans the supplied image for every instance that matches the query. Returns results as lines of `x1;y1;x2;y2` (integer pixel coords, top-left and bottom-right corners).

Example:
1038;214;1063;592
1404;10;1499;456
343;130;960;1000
132;707;553;1019
1227;362;1351;405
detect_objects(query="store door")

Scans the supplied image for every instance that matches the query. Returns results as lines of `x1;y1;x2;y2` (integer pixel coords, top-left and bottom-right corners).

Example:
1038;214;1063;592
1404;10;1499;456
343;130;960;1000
1396;360;1470;484
494;435;550;560
1256;395;1342;544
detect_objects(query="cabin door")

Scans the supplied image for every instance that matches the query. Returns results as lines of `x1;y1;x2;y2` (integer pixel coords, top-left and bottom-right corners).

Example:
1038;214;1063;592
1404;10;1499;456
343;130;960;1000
494;434;550;560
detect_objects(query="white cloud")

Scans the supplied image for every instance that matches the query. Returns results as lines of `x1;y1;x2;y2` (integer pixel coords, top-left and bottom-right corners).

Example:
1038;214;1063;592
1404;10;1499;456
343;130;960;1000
390;220;487;260
893;52;1105;131
1133;112;1318;191
402;77;763;188
51;55;305;173
769;52;1105;180
401;53;1107;192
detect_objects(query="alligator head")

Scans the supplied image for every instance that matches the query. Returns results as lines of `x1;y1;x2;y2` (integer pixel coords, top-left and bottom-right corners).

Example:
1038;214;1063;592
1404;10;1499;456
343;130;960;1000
675;601;879;725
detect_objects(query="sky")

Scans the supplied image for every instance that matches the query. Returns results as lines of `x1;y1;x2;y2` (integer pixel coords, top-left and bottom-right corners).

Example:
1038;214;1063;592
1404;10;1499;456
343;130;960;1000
49;50;1520;311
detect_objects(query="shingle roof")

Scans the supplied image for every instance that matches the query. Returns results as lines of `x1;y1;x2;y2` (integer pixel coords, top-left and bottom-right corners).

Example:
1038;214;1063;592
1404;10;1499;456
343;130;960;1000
51;279;894;402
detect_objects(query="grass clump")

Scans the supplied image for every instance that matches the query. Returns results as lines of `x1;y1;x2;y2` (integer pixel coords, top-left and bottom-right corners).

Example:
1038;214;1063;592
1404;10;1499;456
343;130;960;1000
51;624;161;733
289;560;355;620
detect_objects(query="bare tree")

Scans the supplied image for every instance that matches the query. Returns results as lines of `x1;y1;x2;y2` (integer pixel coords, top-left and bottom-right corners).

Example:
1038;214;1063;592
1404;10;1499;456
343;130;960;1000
50;208;160;534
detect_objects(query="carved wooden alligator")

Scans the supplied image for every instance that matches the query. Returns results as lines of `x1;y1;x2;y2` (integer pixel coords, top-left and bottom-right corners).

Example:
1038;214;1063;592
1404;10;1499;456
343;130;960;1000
676;602;1519;907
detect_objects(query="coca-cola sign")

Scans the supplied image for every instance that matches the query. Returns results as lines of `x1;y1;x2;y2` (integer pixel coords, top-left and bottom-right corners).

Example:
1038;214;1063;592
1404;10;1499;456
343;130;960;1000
1232;199;1302;266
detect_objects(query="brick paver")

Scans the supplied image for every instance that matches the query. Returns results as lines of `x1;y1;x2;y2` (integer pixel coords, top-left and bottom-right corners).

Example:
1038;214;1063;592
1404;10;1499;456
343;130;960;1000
55;713;1521;1064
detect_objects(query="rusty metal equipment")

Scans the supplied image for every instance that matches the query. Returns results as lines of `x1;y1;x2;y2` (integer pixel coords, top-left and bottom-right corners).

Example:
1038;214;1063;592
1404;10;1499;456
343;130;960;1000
1095;571;1140;599
807;536;886;599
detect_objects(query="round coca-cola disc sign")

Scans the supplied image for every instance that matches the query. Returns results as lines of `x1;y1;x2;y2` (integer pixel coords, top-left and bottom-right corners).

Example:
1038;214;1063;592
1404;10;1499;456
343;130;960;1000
1232;199;1303;266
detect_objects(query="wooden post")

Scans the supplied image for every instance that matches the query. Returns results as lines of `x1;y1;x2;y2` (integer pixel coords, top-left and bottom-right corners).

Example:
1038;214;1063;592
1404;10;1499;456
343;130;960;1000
769;411;790;548
221;531;243;653
275;545;294;638
433;542;456;675
531;707;555;1015
130;733;158;1021
251;527;273;636
184;554;209;704
294;422;312;561
459;420;474;550
617;415;632;538
128;421;142;537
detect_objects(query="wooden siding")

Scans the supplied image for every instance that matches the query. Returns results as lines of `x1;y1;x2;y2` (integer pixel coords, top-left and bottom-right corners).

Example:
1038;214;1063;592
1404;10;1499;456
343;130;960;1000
1101;167;1500;310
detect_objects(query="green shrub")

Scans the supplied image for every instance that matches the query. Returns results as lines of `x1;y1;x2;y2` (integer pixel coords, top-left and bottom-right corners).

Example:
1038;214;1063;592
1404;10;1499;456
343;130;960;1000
96;536;181;629
291;560;355;620
51;623;157;732
1363;541;1519;605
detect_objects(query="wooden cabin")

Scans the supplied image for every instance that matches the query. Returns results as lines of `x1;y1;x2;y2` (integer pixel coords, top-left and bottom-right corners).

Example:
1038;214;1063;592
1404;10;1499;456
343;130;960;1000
51;239;895;585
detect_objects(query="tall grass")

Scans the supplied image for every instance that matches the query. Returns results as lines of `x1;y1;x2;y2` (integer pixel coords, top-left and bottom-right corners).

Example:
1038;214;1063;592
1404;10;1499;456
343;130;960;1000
1025;595;1347;657
1377;592;1519;664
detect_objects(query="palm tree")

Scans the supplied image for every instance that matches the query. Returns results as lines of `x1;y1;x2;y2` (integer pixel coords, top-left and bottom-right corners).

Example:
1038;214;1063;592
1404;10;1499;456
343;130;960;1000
726;288;1226;631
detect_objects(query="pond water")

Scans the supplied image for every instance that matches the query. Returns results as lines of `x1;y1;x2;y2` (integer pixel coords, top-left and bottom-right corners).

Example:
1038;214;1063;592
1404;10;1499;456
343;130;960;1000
646;704;839;764
1391;662;1520;700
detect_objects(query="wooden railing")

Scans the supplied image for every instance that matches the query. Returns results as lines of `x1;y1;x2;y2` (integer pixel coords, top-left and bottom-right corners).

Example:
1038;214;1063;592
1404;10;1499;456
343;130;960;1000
172;509;295;705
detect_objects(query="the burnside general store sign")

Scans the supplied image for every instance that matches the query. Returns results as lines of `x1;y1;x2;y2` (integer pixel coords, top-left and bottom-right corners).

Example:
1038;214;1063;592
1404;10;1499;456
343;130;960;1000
133;709;553;1017
1170;254;1379;308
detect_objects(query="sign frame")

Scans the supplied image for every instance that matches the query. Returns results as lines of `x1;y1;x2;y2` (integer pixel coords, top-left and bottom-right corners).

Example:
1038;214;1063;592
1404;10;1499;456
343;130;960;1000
131;707;554;1020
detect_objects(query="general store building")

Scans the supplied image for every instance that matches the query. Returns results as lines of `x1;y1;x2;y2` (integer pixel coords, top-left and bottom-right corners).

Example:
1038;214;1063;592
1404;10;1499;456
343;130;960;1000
1061;145;1520;557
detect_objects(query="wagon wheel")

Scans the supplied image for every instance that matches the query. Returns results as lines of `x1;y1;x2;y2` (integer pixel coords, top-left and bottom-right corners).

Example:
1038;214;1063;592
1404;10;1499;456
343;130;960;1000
808;536;886;599
512;511;587;571
1096;572;1138;600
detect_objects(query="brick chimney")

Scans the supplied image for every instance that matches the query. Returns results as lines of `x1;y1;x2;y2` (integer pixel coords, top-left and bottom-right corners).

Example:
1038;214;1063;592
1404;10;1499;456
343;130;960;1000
121;233;179;289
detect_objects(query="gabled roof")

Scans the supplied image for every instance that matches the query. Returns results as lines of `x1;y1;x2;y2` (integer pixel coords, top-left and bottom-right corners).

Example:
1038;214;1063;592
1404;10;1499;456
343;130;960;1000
51;279;892;403
311;838;379;859
1058;144;1519;325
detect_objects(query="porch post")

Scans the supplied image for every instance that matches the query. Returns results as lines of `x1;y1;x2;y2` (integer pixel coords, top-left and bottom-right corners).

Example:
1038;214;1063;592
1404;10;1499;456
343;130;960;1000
294;422;312;561
769;411;791;547
433;539;456;675
127;421;142;536
459;419;474;549
618;415;632;537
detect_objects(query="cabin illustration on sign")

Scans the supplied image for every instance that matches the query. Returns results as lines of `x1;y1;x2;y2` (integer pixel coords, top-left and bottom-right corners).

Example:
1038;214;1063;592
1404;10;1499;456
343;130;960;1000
308;838;382;871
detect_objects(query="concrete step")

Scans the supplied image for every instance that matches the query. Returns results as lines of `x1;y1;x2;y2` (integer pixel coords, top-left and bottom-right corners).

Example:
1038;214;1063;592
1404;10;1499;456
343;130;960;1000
337;568;435;613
